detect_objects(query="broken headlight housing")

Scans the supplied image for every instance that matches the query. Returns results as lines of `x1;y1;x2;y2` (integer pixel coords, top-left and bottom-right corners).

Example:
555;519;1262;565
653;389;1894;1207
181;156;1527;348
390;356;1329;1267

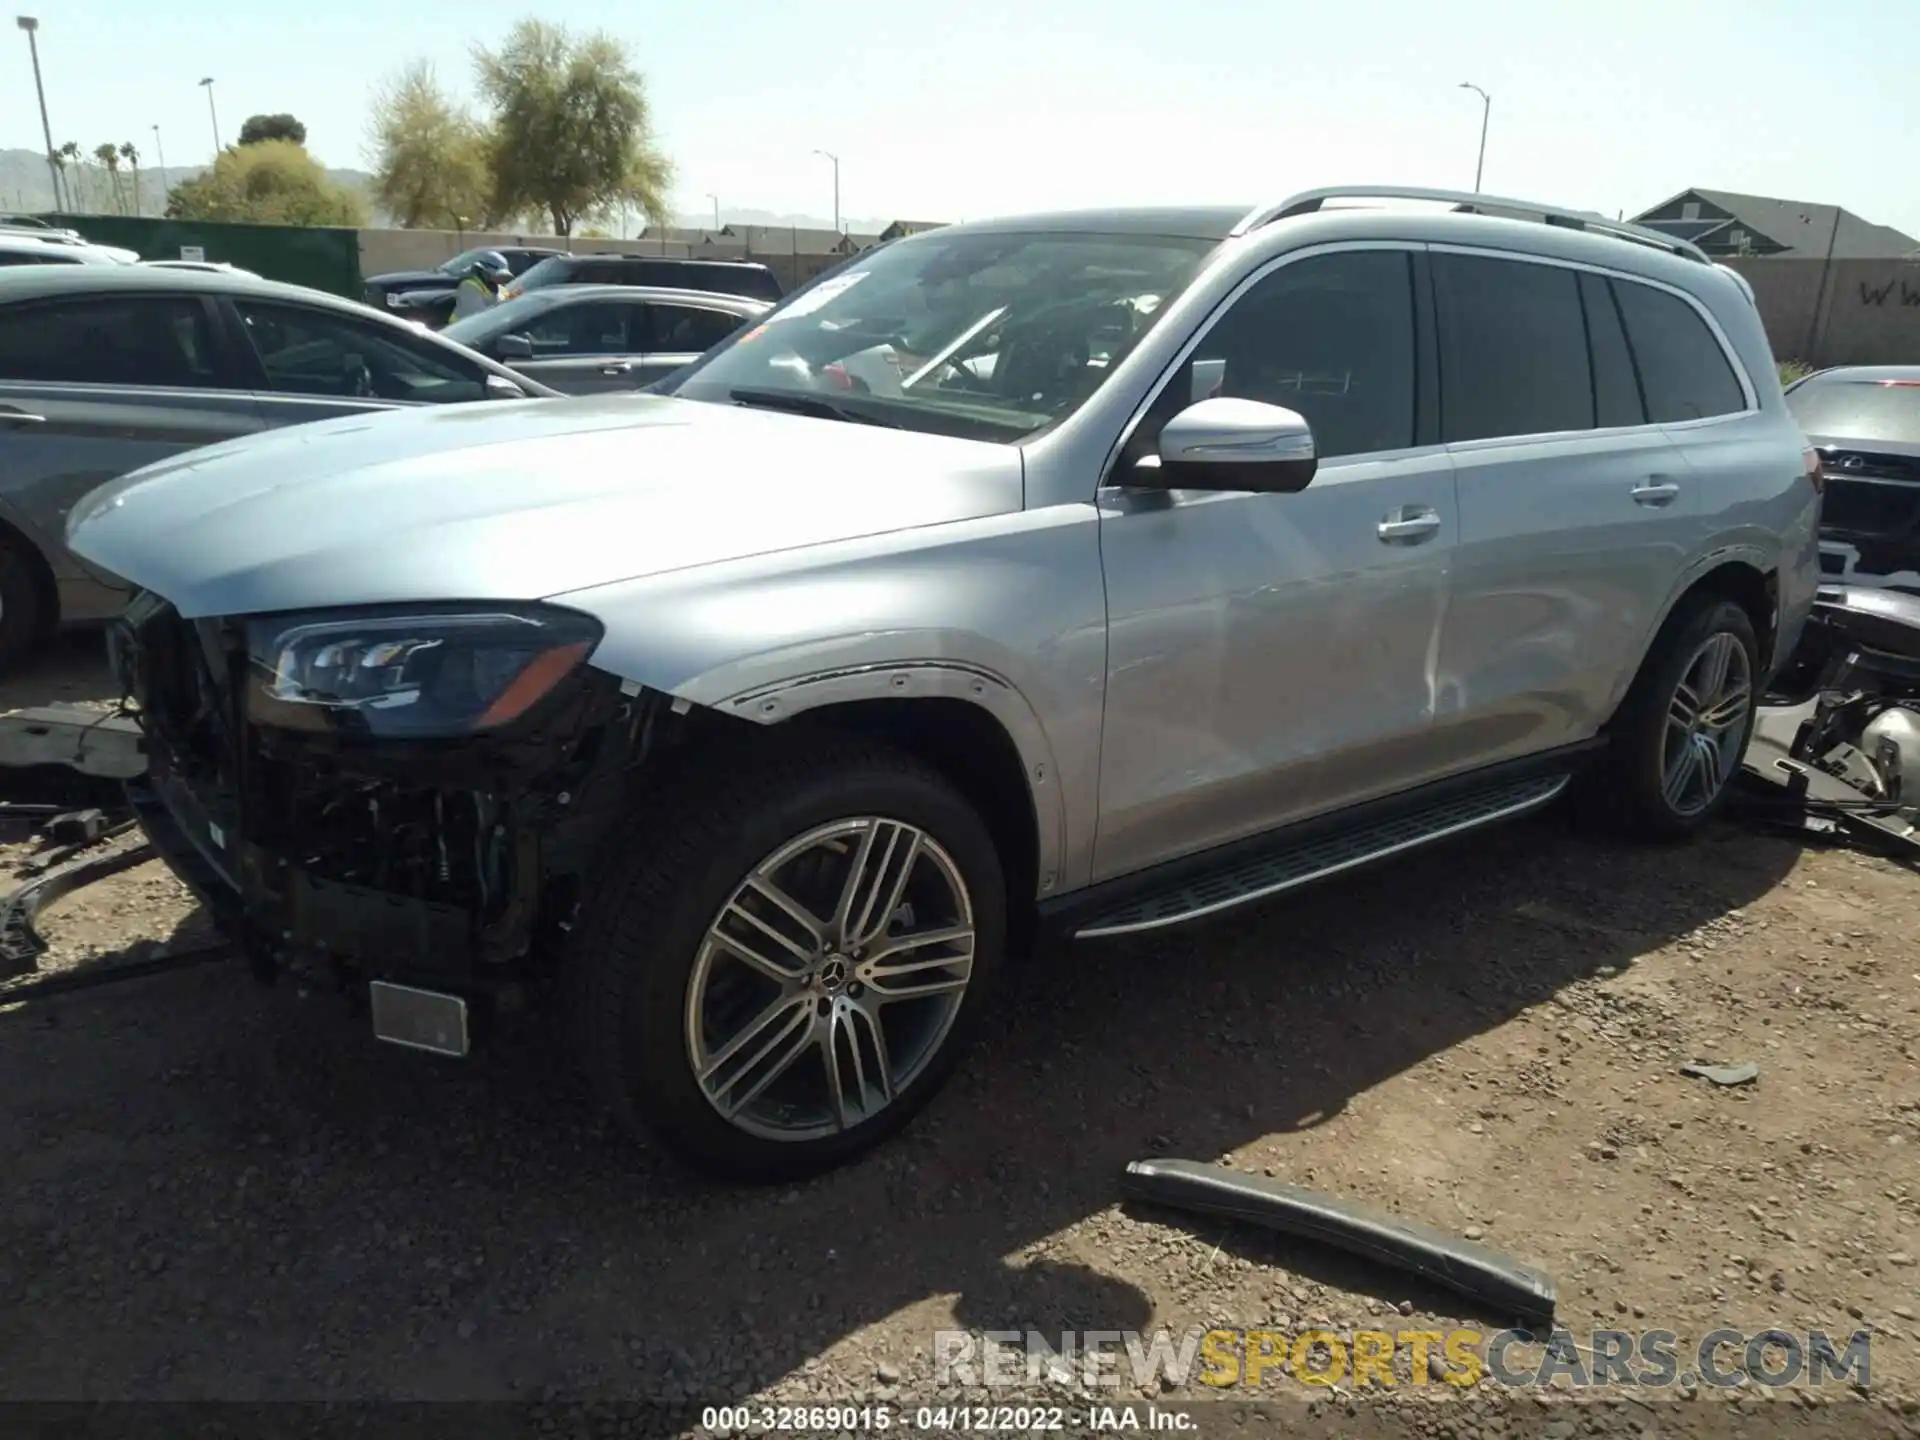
245;604;603;737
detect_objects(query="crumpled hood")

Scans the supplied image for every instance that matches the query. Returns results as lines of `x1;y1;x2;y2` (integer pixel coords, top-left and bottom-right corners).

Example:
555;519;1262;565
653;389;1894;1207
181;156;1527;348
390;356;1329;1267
65;394;1025;619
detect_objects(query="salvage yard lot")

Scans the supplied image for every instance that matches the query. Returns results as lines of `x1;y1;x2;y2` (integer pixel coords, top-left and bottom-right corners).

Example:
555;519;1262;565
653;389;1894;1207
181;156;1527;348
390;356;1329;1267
0;639;1916;1433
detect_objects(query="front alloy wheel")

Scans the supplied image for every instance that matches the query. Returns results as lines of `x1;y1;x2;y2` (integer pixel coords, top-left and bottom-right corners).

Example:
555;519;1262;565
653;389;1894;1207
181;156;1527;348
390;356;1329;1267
567;737;1006;1181
687;817;976;1140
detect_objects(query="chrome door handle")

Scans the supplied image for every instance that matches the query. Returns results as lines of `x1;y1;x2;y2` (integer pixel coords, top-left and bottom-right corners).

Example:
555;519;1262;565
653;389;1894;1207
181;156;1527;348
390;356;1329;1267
1377;508;1442;543
0;410;47;426
599;361;633;376
1632;479;1681;506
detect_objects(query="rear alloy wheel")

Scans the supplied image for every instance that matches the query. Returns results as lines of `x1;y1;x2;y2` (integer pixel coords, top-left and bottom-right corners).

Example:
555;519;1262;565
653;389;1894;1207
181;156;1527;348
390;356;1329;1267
1659;630;1754;821
569;738;1005;1181
1589;595;1759;838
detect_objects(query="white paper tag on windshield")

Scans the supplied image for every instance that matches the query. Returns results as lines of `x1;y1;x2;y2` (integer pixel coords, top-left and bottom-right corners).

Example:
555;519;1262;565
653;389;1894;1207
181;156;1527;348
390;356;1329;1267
768;270;868;323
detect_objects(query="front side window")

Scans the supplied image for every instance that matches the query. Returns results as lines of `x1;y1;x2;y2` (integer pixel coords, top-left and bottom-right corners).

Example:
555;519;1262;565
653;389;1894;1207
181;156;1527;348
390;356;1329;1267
0;296;218;387
517;301;635;356
1434;253;1592;442
1611;279;1747;422
647;303;746;353
662;228;1218;441
236;301;487;403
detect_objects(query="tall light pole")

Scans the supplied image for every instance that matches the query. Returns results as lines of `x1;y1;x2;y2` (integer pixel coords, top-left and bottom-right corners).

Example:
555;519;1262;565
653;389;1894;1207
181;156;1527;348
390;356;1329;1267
706;192;719;231
198;76;221;155
151;123;169;209
1458;82;1491;192
15;17;63;212
812;149;839;235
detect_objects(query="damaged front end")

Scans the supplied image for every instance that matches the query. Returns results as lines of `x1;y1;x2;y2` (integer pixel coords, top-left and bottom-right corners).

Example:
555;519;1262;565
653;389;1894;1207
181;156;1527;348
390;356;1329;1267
110;591;672;1014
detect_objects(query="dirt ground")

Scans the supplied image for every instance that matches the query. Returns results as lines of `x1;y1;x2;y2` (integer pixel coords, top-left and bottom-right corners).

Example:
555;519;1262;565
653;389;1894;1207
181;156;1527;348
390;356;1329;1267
1;637;1917;1438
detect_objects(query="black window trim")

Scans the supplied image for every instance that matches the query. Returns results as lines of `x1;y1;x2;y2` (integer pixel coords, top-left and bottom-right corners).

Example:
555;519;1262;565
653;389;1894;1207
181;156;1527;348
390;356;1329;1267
0;291;241;392
1101;239;1439;489
1426;241;1757;441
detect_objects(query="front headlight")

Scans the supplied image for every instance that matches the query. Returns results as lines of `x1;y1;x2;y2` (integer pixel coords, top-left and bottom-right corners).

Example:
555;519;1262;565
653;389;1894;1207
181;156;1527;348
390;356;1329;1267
245;604;603;738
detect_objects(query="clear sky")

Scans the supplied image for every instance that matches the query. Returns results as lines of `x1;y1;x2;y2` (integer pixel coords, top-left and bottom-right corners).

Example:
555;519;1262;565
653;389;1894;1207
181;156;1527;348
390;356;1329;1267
8;0;1917;237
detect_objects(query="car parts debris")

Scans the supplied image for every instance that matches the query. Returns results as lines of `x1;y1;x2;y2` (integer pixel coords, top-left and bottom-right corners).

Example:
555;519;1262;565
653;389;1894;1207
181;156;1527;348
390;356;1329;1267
0;840;155;977
1680;1061;1759;1087
1120;1157;1558;1327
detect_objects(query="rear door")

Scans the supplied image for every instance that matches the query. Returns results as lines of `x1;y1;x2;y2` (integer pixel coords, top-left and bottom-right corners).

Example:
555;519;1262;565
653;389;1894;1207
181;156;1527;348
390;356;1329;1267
1431;252;1701;768
0;292;261;617
635;302;752;385
224;297;496;425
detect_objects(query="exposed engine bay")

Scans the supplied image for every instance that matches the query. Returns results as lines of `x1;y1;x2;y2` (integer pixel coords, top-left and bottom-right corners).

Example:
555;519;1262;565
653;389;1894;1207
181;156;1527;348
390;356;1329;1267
106;589;711;997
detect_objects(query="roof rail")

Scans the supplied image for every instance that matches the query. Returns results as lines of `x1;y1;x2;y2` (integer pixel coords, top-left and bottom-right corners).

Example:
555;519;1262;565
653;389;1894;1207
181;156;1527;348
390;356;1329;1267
1231;186;1713;265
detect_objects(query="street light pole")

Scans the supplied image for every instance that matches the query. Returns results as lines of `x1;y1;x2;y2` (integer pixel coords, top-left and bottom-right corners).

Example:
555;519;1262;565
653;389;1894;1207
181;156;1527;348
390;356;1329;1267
15;17;63;212
706;192;719;231
152;123;169;210
1458;82;1491;192
198;76;221;154
812;149;839;235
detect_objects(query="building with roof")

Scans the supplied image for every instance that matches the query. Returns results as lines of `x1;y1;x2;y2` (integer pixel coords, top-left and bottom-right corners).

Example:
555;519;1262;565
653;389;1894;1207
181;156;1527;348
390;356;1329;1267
1630;189;1919;260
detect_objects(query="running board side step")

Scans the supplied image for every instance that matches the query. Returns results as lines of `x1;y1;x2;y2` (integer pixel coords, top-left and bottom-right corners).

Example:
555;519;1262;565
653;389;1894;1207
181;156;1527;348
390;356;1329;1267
1073;773;1570;939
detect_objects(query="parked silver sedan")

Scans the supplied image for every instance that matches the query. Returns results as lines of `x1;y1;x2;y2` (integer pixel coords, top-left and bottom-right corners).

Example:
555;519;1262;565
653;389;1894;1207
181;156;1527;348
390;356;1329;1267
0;265;557;667
441;284;768;394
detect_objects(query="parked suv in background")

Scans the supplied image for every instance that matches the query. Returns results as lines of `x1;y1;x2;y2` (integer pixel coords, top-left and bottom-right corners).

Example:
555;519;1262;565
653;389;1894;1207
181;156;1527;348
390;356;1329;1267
361;245;563;328
502;253;784;305
73;187;1818;1182
1785;365;1920;594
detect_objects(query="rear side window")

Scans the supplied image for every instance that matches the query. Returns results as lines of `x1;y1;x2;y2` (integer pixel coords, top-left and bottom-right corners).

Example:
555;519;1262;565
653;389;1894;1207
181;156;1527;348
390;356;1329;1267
1611;279;1747;422
1433;253;1592;442
0;296;219;387
1577;272;1645;428
647;303;745;353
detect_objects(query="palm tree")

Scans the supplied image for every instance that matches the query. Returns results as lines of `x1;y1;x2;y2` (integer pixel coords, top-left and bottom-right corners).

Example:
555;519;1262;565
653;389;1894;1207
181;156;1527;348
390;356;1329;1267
57;142;84;211
119;141;142;216
93;143;123;214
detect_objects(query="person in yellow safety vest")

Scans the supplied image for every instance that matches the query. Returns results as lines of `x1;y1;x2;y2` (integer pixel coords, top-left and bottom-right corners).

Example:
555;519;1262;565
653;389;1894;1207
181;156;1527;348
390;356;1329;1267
450;251;513;321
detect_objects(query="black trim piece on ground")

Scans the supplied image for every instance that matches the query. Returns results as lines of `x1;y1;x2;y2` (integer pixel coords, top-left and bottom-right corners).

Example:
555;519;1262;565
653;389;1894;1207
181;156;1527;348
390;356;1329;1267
1121;1157;1558;1327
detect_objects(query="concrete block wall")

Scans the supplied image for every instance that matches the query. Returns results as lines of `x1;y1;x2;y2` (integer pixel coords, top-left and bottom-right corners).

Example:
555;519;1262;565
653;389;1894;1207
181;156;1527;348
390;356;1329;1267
1722;256;1920;368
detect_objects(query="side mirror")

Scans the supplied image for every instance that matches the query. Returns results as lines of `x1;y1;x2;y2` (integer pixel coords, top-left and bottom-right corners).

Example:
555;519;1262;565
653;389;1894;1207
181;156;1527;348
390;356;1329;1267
495;333;534;360
484;374;526;400
1150;397;1317;493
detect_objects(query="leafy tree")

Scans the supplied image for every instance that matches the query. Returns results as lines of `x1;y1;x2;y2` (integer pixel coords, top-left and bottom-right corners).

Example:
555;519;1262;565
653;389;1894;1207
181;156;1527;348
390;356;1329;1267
55;141;81;211
474;20;671;237
238;113;307;147
165;139;367;226
368;61;493;229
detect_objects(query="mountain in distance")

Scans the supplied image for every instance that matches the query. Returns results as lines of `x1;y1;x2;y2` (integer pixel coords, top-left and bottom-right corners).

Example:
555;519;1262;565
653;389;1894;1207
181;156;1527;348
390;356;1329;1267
0;146;376;219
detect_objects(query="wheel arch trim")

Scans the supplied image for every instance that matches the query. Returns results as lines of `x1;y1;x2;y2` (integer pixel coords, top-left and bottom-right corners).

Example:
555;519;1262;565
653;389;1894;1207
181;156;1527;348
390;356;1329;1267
703;659;1068;897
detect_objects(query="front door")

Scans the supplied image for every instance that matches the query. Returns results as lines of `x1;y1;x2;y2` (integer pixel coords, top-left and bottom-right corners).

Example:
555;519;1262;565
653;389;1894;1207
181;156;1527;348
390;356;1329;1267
1092;246;1458;882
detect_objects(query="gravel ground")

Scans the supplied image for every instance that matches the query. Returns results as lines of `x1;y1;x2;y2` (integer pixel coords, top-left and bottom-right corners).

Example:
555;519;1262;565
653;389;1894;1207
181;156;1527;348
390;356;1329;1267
1;639;1917;1438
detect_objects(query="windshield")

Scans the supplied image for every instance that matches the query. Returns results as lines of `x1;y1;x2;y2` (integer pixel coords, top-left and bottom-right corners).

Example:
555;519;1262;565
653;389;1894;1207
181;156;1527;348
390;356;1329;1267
1788;374;1920;445
435;248;493;277
441;292;557;348
658;228;1218;441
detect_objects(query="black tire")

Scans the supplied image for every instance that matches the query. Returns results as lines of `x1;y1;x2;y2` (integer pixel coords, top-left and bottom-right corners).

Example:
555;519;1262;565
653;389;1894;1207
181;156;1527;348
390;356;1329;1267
565;732;1007;1182
1586;595;1760;840
0;531;47;672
